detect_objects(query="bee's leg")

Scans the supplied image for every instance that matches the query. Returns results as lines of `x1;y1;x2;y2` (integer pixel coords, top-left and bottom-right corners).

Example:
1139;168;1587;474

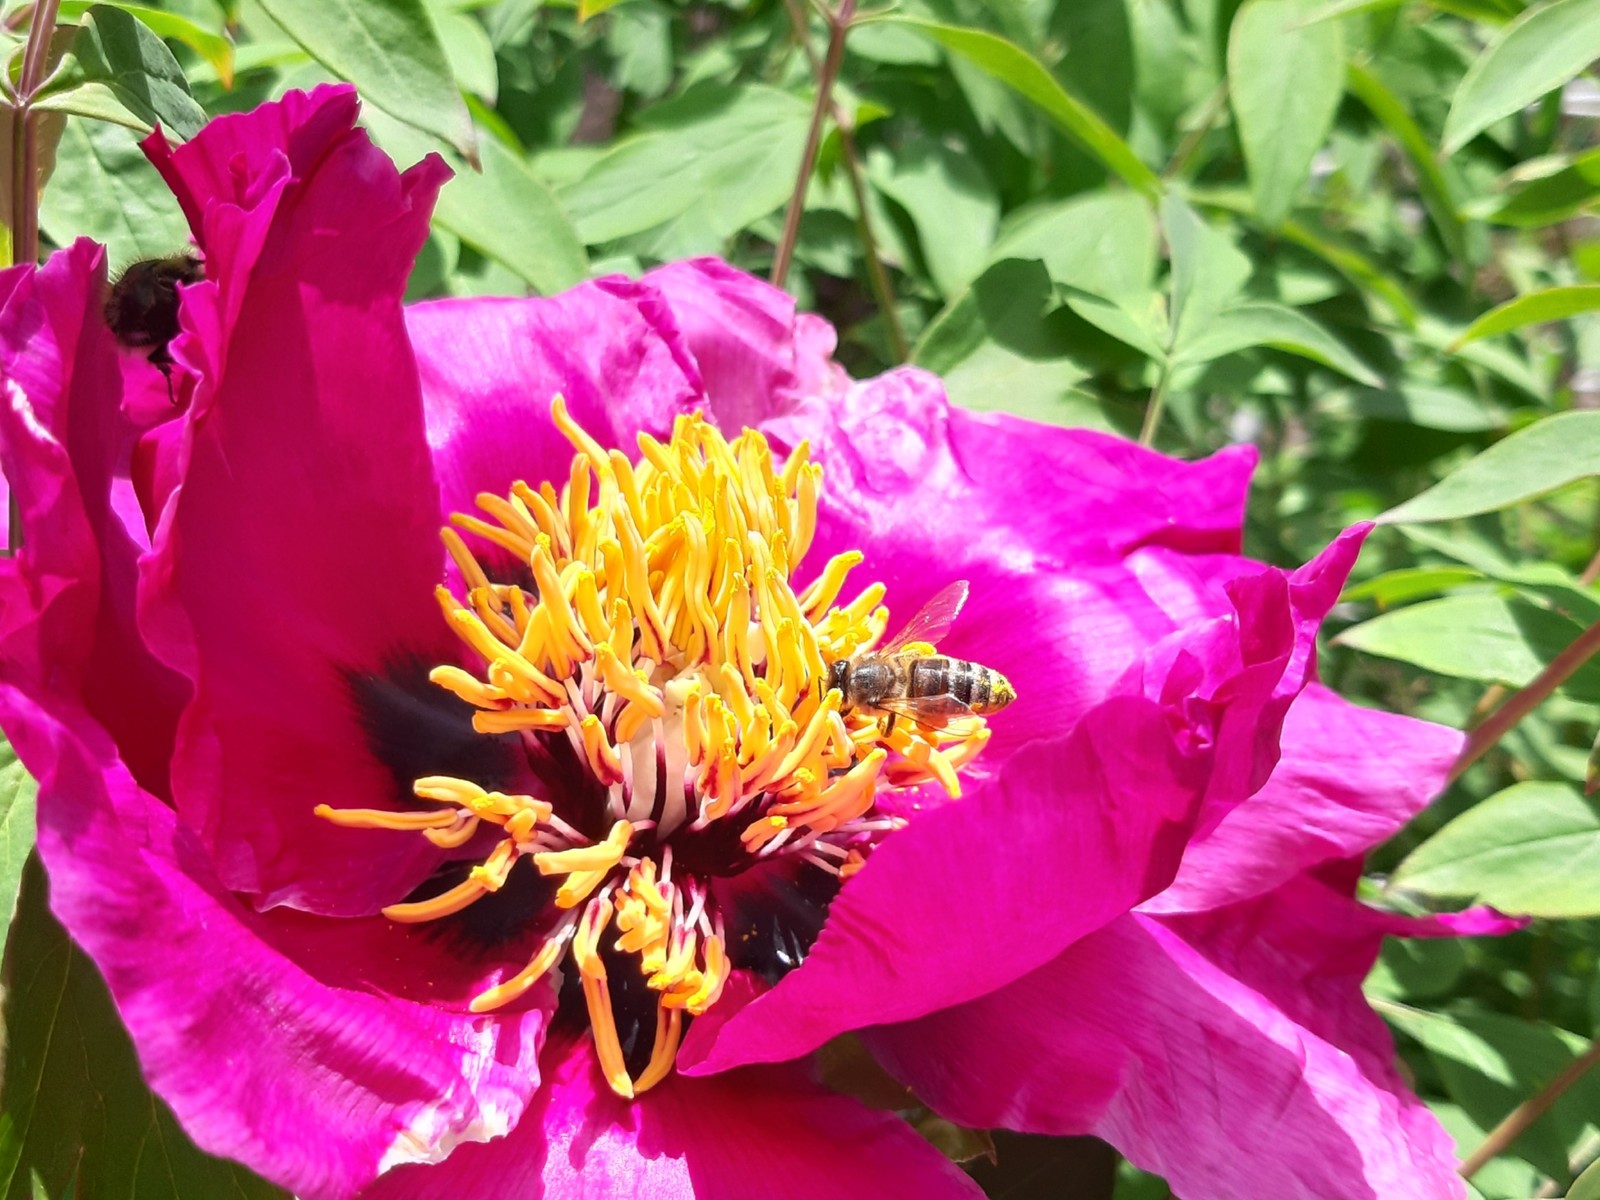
883;712;897;738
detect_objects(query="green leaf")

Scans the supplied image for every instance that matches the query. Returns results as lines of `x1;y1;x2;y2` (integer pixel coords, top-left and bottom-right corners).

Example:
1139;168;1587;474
1339;565;1484;604
0;741;36;964
1163;192;1251;353
988;191;1158;301
1380;411;1600;524
1488;146;1600;227
364;108;587;295
868;138;999;298
1572;1156;1600;1200
256;0;478;163
1321;384;1505;432
37;116;191;265
0;861;290;1199
875;17;1161;197
1450;284;1600;348
36;5;207;139
914;258;1110;430
1174;300;1382;384
1227;0;1346;228
1337;592;1600;701
1442;0;1600;154
1346;62;1468;263
1376;1003;1600;1181
1393;781;1600;917
562;85;811;245
57;1;235;87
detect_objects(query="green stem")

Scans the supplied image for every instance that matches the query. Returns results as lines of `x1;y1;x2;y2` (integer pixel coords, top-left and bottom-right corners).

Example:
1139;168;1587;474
769;0;854;289
1450;616;1600;784
1138;364;1171;447
1461;1041;1600;1180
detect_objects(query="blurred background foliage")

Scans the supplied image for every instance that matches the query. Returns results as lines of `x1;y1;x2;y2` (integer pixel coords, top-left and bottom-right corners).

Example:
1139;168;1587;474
1;0;1598;1195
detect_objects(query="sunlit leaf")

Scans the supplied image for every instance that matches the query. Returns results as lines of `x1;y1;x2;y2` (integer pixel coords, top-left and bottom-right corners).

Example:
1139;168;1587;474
257;0;478;163
1450;284;1600;348
1442;0;1600;154
1227;0;1345;228
875;16;1161;197
1336;593;1600;700
1393;781;1600;917
1174;300;1382;384
1381;411;1600;523
57;0;235;87
1340;565;1484;605
36;5;207;138
37;116;190;265
1488;146;1600;227
563;85;810;245
0;740;36;963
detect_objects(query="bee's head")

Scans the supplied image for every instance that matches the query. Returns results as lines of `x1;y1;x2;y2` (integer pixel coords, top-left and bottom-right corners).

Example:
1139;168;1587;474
826;658;850;696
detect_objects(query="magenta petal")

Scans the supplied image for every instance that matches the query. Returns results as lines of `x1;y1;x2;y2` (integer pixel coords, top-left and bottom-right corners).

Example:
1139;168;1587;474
405;279;701;528
679;691;1210;1076
868;880;1470;1200
640;258;845;429
1148;683;1464;914
5;687;547;1200
138;89;459;912
0;239;187;791
364;1038;981;1200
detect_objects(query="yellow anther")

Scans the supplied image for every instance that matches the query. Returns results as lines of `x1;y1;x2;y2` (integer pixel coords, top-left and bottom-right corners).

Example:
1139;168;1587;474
312;804;461;832
468;840;518;891
536;819;633;908
579;714;625;786
424;817;481;848
472;708;568;734
475;491;541;547
551;393;612;475
440;526;491;593
632;1004;684;1095
798;550;863;621
428;664;507;709
383;876;488;923
593;643;664;716
469;933;568;1013
450;512;534;562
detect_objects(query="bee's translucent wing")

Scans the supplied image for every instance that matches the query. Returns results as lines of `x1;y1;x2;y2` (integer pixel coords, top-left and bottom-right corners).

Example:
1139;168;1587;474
874;692;975;723
879;581;970;655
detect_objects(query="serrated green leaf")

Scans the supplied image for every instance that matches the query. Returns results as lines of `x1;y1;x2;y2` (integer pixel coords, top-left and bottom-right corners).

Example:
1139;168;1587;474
0;862;290;1199
874;16;1161;197
36;5;207;139
562;85;810;245
1442;0;1600;154
1337;592;1600;700
1381;411;1600;524
1450;284;1600;348
257;0;477;163
1393;781;1600;916
1228;0;1346;228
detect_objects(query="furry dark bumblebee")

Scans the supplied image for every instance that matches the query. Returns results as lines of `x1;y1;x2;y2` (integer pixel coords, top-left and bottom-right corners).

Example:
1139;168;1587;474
103;253;204;395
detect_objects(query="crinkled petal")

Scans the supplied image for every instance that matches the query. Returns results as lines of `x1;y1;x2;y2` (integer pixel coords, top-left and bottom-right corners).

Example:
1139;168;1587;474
866;878;1476;1200
404;280;701;530
760;373;1258;761
680;690;1211;1076
1147;682;1464;914
3;685;548;1200
683;529;1365;1075
640;258;845;429
137;86;459;912
364;1037;981;1200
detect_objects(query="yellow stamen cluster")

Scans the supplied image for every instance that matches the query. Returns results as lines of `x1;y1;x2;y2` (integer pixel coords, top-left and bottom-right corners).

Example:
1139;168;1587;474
320;397;995;1098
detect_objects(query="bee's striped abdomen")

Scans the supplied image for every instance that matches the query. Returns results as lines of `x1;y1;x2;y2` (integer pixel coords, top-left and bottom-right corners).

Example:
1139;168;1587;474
909;656;1015;715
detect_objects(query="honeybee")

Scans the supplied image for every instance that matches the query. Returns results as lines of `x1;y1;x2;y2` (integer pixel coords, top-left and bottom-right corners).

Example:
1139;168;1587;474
103;253;204;401
827;581;1015;733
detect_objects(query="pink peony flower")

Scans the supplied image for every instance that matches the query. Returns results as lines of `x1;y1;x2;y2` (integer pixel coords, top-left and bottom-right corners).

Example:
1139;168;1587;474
0;85;1511;1200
